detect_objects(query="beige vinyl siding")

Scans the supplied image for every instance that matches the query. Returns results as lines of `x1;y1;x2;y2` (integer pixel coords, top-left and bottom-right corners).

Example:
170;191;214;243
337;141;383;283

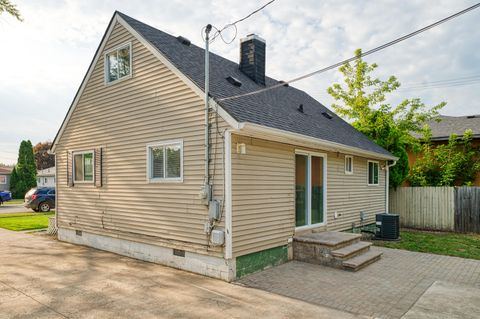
231;135;386;257
326;154;386;231
55;22;227;256
231;135;296;257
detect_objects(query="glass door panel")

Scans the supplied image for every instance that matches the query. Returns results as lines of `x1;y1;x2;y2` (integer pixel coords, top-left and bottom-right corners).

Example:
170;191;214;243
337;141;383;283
311;156;324;224
295;154;308;227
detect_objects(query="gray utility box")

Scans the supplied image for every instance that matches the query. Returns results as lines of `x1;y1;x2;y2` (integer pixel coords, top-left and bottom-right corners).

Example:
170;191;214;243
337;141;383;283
375;213;400;240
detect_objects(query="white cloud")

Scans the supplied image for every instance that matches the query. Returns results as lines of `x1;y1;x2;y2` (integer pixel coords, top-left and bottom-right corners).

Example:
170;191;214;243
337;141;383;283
0;0;479;164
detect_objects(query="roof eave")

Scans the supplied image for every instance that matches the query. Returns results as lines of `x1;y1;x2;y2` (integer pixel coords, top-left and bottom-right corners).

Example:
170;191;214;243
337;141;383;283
236;122;398;161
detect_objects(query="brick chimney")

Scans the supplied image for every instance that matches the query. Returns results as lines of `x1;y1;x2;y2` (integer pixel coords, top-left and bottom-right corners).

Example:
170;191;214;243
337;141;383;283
239;34;266;85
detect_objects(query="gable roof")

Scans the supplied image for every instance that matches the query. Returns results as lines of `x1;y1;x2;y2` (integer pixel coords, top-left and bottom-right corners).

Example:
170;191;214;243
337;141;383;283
118;12;393;159
0;166;13;175
52;11;395;160
422;115;480;141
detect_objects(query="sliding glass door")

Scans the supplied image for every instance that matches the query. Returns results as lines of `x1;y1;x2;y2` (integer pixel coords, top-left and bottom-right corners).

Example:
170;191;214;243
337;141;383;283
295;152;326;227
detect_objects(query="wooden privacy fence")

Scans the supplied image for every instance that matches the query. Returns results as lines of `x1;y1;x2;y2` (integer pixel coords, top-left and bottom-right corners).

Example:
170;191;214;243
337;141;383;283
455;187;480;233
389;187;480;233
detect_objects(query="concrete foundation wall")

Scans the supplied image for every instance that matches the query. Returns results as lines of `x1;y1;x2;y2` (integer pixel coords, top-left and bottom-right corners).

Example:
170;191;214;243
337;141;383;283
58;228;235;281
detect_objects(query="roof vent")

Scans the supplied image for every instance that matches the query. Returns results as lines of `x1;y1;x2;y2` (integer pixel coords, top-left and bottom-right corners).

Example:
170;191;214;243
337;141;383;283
298;104;304;113
176;36;191;46
226;76;242;87
322;111;333;119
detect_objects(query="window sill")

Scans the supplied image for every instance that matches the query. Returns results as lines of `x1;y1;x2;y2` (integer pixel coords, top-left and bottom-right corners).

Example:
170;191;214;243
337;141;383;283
367;183;380;186
104;73;132;86
295;223;326;232
148;178;183;184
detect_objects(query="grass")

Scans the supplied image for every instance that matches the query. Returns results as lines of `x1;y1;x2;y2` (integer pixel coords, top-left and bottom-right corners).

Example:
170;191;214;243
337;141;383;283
0;211;55;231
3;199;24;205
374;229;480;260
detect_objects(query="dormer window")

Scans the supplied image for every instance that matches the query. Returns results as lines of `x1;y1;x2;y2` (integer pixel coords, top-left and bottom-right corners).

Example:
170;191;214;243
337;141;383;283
105;43;132;84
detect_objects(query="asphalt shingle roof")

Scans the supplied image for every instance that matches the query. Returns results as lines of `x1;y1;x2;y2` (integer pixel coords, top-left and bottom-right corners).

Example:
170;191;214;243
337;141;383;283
421;115;480;140
0;166;13;175
118;12;392;157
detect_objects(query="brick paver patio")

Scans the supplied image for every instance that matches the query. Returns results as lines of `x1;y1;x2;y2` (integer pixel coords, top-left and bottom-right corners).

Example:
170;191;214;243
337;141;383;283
237;246;480;319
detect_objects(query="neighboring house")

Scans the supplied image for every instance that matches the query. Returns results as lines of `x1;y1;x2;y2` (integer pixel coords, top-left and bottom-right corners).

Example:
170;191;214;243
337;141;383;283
51;12;396;281
37;166;56;188
0;166;13;191
408;114;480;185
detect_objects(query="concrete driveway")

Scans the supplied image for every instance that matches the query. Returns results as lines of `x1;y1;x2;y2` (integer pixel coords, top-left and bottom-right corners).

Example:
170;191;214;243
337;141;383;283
0;203;30;214
0;229;367;319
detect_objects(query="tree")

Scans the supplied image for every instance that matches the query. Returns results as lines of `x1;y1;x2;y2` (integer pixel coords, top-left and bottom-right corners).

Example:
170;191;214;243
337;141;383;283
10;140;37;198
33;141;55;170
0;0;22;21
327;49;445;188
408;127;480;186
9;166;19;196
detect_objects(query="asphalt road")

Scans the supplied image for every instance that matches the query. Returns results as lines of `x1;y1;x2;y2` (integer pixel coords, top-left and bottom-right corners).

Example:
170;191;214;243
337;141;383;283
0;203;31;214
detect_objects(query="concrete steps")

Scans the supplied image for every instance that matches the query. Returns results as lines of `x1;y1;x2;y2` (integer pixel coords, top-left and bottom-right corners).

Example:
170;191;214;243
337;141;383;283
342;250;383;271
293;231;381;271
331;241;372;259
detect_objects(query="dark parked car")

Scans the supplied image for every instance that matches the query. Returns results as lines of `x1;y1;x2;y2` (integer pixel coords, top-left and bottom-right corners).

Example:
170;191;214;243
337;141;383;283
24;187;55;212
0;191;12;205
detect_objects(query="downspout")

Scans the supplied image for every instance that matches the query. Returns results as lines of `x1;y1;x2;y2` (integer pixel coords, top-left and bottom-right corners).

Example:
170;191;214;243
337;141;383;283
385;160;397;214
204;24;212;201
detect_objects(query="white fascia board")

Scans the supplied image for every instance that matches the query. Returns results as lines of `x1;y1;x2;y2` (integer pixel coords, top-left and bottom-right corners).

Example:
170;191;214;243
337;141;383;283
237;122;398;161
51;15;119;153
117;15;240;130
52;12;239;152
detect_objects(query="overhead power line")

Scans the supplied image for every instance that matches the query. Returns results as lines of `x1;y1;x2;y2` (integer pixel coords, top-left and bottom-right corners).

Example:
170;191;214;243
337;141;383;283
207;0;276;44
399;79;480;91
218;2;480;102
398;74;480;90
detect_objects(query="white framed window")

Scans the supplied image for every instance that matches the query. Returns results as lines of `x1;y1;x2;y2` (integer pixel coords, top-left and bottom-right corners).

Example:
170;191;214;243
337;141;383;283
147;140;183;183
104;42;132;84
345;155;353;174
367;160;379;186
0;175;6;184
73;151;94;183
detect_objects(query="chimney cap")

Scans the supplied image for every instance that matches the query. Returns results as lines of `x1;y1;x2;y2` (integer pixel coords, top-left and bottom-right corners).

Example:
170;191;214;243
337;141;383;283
240;34;266;43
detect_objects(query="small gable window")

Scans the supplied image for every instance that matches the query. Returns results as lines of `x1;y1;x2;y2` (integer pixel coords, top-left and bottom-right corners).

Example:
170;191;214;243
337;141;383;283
147;140;183;183
367;161;379;185
105;43;132;84
345;155;353;174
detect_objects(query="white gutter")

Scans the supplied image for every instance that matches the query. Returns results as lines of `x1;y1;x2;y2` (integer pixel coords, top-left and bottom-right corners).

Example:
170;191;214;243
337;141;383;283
224;130;233;259
385;160;397;214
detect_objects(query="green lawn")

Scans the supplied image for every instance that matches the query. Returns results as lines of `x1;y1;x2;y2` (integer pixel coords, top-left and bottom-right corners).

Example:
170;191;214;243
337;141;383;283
3;199;24;205
0;212;55;231
374;229;480;260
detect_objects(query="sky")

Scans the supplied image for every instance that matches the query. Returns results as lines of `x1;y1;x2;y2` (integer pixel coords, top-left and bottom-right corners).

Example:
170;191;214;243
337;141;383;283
0;0;479;164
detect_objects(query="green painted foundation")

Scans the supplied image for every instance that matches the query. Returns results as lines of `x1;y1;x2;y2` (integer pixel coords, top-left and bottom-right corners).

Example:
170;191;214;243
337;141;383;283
236;245;288;278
